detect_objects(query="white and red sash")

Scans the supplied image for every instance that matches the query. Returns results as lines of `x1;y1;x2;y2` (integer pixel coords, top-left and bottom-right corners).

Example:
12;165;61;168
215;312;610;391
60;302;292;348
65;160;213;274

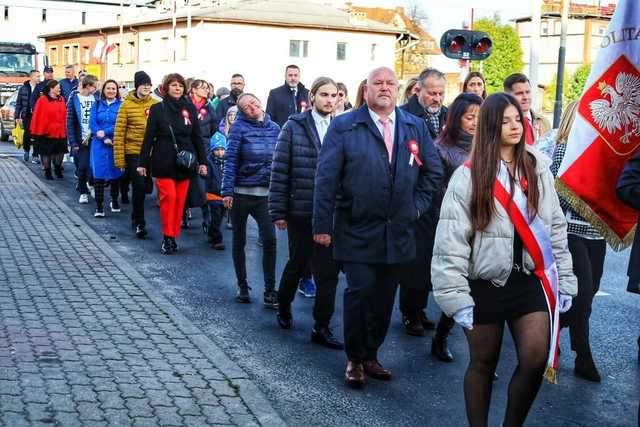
469;162;561;383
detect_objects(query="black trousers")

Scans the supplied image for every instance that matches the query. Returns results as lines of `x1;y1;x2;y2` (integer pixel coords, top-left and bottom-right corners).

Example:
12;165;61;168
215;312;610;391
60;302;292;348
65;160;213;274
399;218;433;315
22;116;33;154
276;219;340;327
94;179;120;208
124;155;146;227
230;193;276;290
343;262;403;362
75;145;91;194
206;203;224;245
560;235;606;357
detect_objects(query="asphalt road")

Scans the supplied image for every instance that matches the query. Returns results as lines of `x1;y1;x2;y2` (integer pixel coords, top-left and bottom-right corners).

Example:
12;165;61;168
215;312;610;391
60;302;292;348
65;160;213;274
5;144;639;427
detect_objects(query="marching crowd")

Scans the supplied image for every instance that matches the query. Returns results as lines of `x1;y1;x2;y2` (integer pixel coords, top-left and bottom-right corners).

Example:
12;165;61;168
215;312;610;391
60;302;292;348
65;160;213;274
12;62;640;427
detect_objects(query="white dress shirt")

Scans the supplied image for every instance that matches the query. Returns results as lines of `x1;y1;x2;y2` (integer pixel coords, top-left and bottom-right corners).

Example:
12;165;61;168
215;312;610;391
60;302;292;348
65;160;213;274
311;109;331;144
368;108;396;145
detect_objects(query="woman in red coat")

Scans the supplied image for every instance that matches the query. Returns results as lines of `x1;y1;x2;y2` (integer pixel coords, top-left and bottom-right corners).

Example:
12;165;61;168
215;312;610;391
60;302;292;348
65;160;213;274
30;80;68;180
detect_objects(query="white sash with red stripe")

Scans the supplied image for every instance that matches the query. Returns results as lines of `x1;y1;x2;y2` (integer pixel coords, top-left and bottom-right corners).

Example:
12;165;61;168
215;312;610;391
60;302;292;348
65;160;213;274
494;163;560;384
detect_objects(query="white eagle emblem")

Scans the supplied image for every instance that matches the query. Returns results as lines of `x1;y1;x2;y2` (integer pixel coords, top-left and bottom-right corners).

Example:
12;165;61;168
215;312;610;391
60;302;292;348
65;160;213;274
589;72;640;144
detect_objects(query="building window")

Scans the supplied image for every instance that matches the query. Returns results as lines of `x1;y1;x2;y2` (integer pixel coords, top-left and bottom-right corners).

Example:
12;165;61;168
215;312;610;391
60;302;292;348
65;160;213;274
336;42;346;61
179;36;188;61
289;40;309;58
541;21;549;35
49;47;58;66
113;43;121;64
142;38;151;63
160;37;170;61
370;43;377;61
82;11;86;25
63;46;70;65
83;46;90;64
42;9;47;23
4;6;8;21
127;41;135;63
72;45;79;64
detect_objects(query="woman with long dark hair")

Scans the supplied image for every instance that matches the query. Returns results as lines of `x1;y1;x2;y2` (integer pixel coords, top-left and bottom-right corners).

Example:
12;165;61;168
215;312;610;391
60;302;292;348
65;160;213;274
463;71;488;99
89;79;123;217
429;93;483;361
138;73;207;254
432;93;577;426
30;80;68;180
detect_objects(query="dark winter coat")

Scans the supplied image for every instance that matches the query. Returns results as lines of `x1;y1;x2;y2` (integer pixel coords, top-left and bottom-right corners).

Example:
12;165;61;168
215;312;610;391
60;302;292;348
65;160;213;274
269;110;322;222
15;80;33;121
221;111;280;196
139;96;206;180
66;90;100;148
205;153;224;197
265;82;310;128
59;77;79;100
617;150;640;293
190;98;217;156
400;94;448;140
313;105;444;264
29;79;53;110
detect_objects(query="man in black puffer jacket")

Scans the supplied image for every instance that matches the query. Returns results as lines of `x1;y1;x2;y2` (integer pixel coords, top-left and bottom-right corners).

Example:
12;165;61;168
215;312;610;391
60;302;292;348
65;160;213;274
269;77;343;350
14;70;40;162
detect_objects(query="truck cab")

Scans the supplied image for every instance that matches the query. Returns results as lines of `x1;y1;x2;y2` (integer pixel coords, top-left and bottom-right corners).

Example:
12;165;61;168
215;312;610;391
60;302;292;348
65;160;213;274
0;43;37;106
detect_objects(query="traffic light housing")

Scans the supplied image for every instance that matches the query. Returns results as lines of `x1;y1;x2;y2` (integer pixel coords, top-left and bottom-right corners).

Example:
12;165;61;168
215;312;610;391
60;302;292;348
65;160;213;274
440;30;493;61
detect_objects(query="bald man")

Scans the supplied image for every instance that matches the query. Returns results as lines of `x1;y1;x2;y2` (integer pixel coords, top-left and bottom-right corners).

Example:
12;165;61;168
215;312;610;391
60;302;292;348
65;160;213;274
313;67;443;388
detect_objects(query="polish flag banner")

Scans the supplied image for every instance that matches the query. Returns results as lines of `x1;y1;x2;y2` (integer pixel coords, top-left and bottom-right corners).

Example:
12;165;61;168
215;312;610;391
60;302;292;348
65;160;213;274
557;0;640;250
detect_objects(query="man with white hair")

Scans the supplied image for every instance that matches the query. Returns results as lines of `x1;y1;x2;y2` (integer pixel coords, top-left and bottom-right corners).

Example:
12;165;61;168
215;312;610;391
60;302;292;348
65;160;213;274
313;67;443;388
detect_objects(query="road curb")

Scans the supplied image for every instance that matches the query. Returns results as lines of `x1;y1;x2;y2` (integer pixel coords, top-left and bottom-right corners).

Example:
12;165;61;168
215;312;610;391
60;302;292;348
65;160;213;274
16;157;287;427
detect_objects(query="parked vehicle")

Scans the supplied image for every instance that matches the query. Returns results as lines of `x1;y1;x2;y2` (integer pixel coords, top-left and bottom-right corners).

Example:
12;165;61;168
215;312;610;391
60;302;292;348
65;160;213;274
0;43;37;106
0;89;17;141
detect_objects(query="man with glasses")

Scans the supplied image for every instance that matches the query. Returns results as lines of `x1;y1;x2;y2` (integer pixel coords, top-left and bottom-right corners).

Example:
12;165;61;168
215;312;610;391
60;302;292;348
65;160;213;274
214;73;245;126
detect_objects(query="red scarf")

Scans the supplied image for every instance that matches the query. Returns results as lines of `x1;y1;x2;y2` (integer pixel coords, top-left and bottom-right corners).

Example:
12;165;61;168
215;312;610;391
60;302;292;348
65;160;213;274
190;94;205;111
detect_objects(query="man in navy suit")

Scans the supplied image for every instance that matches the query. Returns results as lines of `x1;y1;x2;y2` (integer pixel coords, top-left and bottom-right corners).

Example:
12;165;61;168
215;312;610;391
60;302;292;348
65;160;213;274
265;65;310;128
313;67;443;388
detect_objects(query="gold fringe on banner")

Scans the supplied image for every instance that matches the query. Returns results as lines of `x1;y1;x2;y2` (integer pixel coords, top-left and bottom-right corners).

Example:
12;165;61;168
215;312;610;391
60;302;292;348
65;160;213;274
555;178;637;252
544;366;558;385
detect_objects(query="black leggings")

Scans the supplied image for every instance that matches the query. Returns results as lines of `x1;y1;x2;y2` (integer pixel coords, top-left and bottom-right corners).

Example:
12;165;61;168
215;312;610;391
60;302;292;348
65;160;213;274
464;311;549;427
560;235;606;357
94;179;120;208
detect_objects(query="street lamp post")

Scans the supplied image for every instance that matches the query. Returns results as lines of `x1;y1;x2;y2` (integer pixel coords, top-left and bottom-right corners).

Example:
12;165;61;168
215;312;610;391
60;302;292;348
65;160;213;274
553;0;570;128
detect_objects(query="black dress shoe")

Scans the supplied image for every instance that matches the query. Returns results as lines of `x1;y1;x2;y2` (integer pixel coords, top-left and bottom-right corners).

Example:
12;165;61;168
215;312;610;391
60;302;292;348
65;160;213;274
277;307;292;329
160;237;173;255
402;313;425;337
574;355;601;382
311;326;344;350
431;333;454;362
236;286;251;303
170;237;178;252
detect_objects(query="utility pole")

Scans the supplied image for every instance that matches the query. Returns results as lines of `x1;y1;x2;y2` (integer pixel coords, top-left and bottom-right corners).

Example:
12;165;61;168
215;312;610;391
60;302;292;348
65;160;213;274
553;0;570;128
530;0;542;109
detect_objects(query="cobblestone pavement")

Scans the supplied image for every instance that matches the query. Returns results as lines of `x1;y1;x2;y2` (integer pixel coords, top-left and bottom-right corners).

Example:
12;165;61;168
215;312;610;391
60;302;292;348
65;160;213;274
0;157;285;426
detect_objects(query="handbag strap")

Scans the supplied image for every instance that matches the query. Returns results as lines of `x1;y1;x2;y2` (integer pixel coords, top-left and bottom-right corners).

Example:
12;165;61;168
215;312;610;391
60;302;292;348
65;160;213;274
161;101;180;152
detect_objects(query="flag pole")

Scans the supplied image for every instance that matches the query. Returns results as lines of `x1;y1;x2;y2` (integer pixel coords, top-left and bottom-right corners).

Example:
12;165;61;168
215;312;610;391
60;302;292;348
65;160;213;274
553;0;570;128
530;0;542;111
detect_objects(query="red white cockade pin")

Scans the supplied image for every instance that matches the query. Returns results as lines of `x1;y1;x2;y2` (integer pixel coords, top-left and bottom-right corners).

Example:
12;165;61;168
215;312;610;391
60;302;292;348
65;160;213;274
406;140;423;167
182;109;191;125
198;108;207;120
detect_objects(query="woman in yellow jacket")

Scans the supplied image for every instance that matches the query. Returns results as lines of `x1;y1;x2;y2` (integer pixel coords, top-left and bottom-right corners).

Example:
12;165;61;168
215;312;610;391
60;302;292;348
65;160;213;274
114;71;158;238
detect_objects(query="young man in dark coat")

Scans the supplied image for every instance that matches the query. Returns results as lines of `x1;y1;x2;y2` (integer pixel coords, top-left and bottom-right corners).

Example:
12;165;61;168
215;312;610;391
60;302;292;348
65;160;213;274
265;65;310;128
15;70;40;162
617;150;640;360
269;76;342;349
30;66;54;110
400;67;448;140
313;67;443;388
59;65;79;100
222;93;280;309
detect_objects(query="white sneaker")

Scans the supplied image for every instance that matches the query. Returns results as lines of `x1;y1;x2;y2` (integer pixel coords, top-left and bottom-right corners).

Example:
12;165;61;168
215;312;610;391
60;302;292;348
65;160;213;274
94;208;105;218
79;194;89;204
